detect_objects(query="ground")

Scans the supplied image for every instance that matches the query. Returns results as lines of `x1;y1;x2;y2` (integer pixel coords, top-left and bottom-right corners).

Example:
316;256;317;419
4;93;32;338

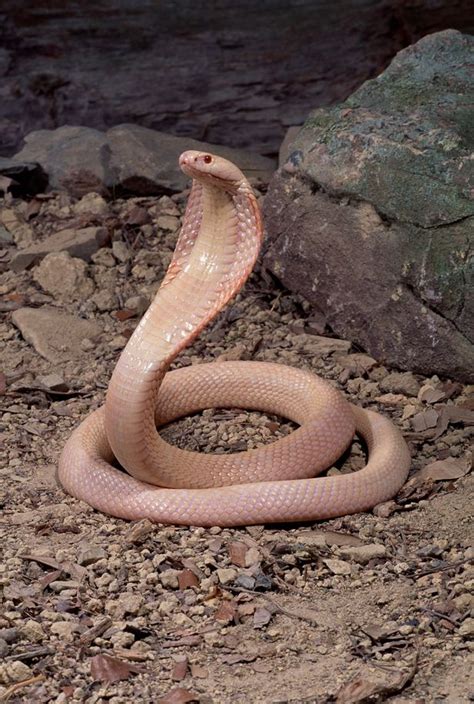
0;185;472;703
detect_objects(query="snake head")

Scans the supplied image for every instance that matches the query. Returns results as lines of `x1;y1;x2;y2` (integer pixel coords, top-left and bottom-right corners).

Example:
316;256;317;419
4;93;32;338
179;151;246;192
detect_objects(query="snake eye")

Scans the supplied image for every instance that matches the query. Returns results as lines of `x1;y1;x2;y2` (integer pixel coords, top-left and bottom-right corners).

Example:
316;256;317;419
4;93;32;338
203;154;212;164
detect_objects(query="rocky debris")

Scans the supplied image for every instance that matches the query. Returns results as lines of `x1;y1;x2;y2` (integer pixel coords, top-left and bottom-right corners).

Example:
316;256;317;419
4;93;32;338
11;307;101;362
1;182;473;703
32;252;95;300
0;158;48;197
13;124;275;197
263;30;474;382
10;226;109;272
0;208;34;247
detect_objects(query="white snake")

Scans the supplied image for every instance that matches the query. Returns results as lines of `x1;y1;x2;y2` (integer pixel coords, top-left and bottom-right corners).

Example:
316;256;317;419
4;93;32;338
58;151;410;526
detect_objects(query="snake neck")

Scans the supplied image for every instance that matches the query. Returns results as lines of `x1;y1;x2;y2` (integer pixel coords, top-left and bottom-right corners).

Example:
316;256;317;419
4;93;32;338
104;177;262;480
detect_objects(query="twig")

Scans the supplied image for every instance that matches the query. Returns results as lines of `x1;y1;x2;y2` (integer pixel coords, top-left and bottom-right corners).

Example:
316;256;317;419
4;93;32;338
0;674;45;701
227;586;320;625
417;607;460;626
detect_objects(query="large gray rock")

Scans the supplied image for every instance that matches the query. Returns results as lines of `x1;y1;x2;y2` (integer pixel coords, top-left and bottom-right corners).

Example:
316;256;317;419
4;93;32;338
263;30;474;382
13;124;275;197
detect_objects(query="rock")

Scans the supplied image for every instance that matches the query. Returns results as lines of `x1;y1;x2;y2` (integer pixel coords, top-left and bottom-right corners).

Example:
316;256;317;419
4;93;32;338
91;289;117;311
20;619;44;643
12;307;101;362
49;621;78;641
263;31;474;382
339;543;387;564
0;209;34;247
112;240;130;262
10;225;109;272
379;372;420;397
32;252;95;300
0;660;33;684
0;157;48;196
114;592;144;616
13;124;275;197
279;126;302;166
72;192;109;217
77;545;107;566
323;558;351;575
216;568;237;585
159;569;180;590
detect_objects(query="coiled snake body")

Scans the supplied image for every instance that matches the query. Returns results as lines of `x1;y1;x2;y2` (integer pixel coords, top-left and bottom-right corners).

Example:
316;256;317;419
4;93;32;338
59;151;410;526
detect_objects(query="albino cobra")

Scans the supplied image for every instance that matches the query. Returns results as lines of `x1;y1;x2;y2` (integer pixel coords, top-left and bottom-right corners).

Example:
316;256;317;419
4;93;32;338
59;150;411;527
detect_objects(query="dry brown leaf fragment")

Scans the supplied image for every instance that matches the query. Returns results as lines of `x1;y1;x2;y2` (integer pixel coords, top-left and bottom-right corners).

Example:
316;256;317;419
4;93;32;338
158;687;199;704
178;569;200;590
114;308;137;321
336;654;418;703
0;371;6;395
418;458;470;482
90;653;145;683
215;600;237;624
171;656;189;681
411;409;439;432
228;541;248;567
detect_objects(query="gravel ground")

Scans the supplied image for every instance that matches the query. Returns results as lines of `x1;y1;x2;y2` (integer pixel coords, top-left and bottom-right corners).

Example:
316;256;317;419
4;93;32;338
0;186;473;703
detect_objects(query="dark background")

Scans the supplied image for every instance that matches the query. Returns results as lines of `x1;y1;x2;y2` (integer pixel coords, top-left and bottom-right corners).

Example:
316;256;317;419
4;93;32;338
1;0;473;157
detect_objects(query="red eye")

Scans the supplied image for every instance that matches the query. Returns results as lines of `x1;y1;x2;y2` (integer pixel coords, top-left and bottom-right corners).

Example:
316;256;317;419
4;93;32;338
203;154;212;164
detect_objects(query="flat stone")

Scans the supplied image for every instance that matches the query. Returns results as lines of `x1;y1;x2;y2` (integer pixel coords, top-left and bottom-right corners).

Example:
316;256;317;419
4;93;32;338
12;307;101;362
32;251;95;300
323;558;351;575
77;545;107;566
11;225;109;272
339;543;387;564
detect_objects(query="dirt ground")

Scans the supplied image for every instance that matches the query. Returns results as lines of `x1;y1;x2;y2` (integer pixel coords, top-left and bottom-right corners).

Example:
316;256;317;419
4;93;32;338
0;186;473;703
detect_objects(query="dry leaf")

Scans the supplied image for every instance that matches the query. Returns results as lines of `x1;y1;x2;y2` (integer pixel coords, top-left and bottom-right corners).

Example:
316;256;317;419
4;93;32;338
253;606;272;629
158;687;199;704
228;541;248;567
115;308;137;321
0;371;6;395
336;654;418;703
171;656;188;681
178;569;200;590
215;600;236;624
238;602;256;617
418;458;470;482
433;405;474;439
412;409;439;432
418;384;446;404
90;653;145;682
